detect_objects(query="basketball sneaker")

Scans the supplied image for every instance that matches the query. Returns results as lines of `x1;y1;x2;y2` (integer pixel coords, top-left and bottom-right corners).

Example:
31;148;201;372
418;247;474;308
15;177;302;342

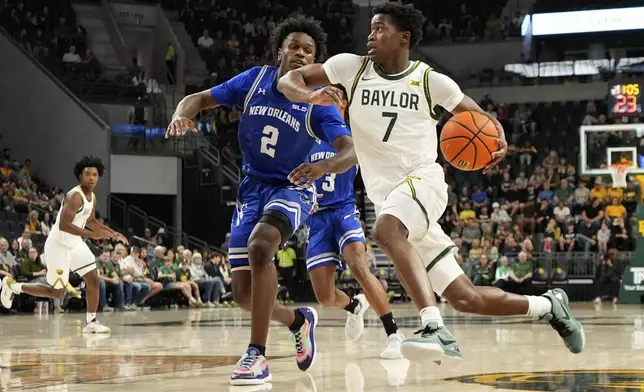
541;289;585;354
400;322;463;362
345;294;369;341
292;307;318;371
83;321;111;334
380;331;405;359
1;277;17;309
230;348;272;386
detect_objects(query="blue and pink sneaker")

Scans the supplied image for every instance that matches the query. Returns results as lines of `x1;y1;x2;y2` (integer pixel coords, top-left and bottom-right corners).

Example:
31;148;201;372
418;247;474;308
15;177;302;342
230;348;272;386
292;307;318;371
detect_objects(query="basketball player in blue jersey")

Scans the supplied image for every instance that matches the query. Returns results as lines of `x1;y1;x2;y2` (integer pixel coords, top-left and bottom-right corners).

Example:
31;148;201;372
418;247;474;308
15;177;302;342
289;126;404;360
166;16;357;385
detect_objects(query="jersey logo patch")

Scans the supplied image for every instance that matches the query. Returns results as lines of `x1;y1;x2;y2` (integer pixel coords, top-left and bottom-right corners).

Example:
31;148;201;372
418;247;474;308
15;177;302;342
292;104;308;112
258;88;266;95
410;80;421;87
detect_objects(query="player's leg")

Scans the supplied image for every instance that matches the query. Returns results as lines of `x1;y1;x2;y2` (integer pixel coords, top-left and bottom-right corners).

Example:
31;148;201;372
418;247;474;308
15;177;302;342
342;242;403;359
373;176;459;362
437;250;584;353
1;241;69;308
232;269;296;325
73;243;110;333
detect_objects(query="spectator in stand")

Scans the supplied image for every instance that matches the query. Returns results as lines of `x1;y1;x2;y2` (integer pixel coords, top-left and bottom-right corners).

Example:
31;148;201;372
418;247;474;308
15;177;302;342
597;223;611;253
25;211;42;235
177;257;204;307
583;198;605;229
150;245;165;269
553;199;571;229
40;213;52;236
105;250;132;311
590;182;607;202
62;45;81;63
459;202;476;221
462;220;482;250
157;256;200;307
190;252;223;307
501;236;521;261
221;232;230;255
593;252;621;305
471;185;489;210
119;246;151;309
507;251;533;294
197;29;214;53
605;197;627;221
493;256;511;289
623;182;639;215
609;219;632;251
0;238;17;270
96;250;118;312
560;225;576;252
491;202;511;227
9;239;19;258
133;254;162;307
468;239;483;263
472;254;492;286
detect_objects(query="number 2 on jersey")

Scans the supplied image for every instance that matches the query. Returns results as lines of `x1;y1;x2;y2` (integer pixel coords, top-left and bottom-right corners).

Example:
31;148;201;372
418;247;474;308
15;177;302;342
321;173;336;192
381;112;398;142
260;125;279;158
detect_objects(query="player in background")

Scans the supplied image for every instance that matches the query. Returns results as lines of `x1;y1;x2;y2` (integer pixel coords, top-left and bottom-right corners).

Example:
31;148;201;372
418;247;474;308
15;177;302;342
278;1;585;360
289;102;404;359
166;16;356;386
1;156;127;334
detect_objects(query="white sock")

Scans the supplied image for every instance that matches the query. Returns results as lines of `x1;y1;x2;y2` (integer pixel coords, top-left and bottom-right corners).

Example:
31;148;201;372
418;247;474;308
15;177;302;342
526;296;552;318
11;282;23;294
419;306;444;327
86;312;97;324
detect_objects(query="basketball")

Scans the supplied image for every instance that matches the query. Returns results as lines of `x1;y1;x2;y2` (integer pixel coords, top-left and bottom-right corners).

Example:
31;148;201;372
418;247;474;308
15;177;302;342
440;111;499;171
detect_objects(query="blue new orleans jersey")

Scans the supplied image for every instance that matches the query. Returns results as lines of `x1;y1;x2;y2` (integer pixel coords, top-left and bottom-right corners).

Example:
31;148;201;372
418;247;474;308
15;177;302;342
210;66;351;269
308;139;357;208
305;141;363;273
210;66;350;182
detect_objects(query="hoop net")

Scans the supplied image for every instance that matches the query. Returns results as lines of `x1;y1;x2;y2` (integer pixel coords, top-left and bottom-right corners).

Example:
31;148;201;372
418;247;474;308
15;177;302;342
609;163;631;188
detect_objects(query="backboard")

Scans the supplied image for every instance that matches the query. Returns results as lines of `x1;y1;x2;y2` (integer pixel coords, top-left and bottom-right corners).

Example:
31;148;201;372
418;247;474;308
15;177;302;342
580;124;644;176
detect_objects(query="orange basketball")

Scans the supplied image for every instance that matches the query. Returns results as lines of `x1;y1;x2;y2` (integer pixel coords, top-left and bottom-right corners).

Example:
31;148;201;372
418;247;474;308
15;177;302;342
439;111;499;171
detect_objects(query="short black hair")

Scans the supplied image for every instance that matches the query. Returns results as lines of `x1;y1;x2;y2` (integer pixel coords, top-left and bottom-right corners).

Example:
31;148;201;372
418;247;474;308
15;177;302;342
270;15;328;62
73;156;105;180
372;1;426;48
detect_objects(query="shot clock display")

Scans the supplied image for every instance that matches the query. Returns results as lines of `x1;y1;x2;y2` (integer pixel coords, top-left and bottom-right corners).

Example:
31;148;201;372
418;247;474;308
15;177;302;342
609;82;642;116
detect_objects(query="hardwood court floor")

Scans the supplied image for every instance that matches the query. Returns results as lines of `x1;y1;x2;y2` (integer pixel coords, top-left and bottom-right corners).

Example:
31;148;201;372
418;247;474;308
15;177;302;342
0;303;643;391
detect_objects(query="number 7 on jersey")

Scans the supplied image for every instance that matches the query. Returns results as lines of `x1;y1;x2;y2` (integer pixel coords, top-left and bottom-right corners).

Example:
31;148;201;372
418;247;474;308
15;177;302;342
381;112;398;142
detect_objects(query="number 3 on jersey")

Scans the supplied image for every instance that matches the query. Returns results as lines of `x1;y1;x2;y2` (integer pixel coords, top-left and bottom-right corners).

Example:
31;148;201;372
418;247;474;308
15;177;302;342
322;173;336;192
381;112;398;142
261;125;279;158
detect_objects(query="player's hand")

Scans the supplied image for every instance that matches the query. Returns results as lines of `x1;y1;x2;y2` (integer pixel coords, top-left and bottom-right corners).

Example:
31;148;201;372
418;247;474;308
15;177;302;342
482;137;508;175
288;162;328;186
311;193;323;214
166;117;196;138
308;86;345;107
111;232;129;245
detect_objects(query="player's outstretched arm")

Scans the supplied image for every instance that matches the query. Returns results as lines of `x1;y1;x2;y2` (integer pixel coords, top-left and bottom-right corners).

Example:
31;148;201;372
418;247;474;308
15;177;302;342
166;90;217;138
86;199;129;244
451;95;508;174
278;64;344;107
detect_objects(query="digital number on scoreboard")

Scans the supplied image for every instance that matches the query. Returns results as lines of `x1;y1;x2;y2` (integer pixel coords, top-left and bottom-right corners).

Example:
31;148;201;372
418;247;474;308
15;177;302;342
609;82;642;116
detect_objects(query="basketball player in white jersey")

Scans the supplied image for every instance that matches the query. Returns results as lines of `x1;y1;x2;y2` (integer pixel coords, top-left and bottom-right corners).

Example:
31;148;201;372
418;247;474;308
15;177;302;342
1;156;127;334
279;1;585;360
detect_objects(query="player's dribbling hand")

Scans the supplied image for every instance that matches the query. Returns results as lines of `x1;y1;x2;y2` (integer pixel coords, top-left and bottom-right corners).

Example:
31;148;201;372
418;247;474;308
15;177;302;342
288;162;328;186
111;232;129;245
308;86;346;107
166;117;196;138
482;137;508;175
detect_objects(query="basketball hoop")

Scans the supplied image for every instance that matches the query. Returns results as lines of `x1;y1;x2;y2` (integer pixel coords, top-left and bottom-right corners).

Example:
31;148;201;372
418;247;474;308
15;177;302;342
609;163;631;188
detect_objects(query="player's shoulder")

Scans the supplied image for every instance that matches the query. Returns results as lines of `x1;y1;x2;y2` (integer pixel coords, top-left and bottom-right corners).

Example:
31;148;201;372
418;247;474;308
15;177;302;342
327;53;366;65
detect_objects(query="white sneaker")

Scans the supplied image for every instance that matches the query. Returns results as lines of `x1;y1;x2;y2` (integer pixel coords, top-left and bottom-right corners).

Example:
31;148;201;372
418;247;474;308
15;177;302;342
1;277;16;309
83;321;111;334
380;332;405;359
345;294;369;341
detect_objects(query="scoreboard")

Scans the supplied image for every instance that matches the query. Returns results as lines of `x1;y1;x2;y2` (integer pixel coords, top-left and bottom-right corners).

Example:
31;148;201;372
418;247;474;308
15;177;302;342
609;82;642;116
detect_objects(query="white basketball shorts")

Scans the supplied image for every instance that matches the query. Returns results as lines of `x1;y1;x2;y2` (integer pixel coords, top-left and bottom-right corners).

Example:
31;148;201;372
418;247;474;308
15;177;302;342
374;171;462;295
44;237;97;289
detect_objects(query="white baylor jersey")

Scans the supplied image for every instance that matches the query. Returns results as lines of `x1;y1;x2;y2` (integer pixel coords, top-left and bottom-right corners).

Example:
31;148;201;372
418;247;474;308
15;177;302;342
323;53;464;205
49;185;94;246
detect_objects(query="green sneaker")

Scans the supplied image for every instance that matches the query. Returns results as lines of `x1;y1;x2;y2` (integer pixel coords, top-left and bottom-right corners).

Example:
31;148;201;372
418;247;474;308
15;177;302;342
400;322;463;363
541;289;585;354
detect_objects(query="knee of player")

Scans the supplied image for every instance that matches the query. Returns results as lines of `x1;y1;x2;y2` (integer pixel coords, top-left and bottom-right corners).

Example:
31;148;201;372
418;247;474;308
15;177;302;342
444;285;481;313
372;218;406;248
247;238;277;264
344;257;370;278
